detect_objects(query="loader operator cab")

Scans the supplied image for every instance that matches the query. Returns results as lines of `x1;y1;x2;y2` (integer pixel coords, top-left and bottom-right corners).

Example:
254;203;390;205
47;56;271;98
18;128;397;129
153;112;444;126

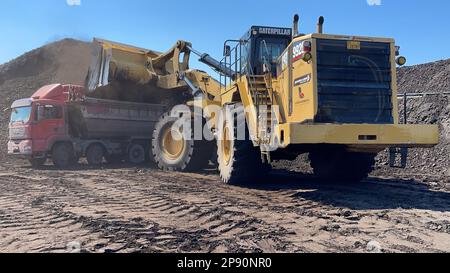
239;26;292;76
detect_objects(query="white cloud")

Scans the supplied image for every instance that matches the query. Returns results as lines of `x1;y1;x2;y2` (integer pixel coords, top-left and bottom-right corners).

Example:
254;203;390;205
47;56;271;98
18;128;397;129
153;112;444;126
367;0;382;6
66;0;81;6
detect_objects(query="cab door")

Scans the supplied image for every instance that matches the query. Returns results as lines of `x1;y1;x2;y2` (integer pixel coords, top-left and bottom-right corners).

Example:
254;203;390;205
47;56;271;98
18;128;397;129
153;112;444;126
31;103;67;152
255;37;289;76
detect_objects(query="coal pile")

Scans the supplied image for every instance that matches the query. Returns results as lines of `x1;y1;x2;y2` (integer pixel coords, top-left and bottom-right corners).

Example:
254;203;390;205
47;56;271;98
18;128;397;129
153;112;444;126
397;59;450;93
375;59;450;177
0;39;91;161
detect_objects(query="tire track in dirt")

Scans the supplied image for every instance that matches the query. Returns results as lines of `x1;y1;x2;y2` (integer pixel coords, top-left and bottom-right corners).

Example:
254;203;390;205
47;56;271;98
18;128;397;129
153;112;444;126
1;164;450;253
59;172;303;253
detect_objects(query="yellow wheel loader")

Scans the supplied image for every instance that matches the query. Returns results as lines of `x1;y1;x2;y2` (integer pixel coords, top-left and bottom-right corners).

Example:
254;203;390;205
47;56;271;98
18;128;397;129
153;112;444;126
86;15;439;184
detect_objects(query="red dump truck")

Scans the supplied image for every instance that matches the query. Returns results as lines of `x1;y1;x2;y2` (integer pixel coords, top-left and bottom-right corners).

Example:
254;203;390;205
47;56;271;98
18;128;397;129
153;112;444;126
8;84;166;168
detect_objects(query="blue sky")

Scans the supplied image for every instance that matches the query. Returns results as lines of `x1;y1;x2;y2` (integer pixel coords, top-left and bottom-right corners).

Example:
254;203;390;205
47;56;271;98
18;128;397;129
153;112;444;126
0;0;449;72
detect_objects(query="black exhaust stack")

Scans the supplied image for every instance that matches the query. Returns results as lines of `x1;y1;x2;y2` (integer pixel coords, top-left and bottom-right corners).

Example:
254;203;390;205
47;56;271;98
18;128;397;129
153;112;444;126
293;14;299;38
317;16;324;34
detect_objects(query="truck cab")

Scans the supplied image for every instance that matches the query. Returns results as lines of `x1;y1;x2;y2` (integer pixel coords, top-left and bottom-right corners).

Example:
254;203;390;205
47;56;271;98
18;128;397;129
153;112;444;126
8;84;83;164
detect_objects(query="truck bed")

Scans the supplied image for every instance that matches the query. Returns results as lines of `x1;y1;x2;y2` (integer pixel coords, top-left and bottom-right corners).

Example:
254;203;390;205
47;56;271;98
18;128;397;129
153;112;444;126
67;97;166;139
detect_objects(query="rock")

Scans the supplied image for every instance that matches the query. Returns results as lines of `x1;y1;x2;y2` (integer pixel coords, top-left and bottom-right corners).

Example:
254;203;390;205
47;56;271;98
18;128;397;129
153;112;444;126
66;241;81;253
366;240;383;253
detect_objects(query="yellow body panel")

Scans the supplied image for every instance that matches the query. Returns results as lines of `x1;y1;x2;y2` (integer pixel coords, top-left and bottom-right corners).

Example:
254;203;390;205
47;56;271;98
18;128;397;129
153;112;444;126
278;123;439;149
273;34;401;125
225;33;439;152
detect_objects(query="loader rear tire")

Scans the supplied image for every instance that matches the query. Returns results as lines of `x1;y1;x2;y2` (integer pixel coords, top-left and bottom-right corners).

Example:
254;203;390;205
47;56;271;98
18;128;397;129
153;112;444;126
52;143;75;169
309;149;376;182
217;104;271;185
152;112;212;172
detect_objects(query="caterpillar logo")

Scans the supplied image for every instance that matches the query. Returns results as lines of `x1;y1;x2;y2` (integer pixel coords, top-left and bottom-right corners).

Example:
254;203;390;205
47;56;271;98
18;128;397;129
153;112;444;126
257;27;291;36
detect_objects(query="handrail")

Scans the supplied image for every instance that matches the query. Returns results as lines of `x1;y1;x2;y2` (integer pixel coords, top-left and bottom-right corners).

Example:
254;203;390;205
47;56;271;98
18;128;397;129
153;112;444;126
397;91;450;124
398;91;450;98
260;39;272;74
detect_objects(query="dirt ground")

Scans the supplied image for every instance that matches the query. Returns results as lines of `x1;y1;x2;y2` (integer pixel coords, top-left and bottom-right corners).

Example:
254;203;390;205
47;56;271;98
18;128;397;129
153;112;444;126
1;161;450;253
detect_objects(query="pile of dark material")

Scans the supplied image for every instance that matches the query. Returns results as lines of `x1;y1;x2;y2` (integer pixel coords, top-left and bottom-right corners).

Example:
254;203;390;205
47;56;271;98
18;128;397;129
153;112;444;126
0;39;91;161
375;59;450;177
397;59;450;93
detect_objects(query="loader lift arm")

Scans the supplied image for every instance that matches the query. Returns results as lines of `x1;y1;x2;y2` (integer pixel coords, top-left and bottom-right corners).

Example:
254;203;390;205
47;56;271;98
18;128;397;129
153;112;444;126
86;38;231;99
185;45;236;79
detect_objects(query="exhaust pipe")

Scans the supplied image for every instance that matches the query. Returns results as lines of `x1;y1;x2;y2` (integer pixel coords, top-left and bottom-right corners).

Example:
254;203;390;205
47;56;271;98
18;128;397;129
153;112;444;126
293;14;299;38
317;16;324;34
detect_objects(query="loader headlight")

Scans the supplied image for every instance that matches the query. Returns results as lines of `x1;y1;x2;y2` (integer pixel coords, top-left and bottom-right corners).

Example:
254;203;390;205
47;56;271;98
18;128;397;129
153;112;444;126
302;52;313;62
396;56;407;66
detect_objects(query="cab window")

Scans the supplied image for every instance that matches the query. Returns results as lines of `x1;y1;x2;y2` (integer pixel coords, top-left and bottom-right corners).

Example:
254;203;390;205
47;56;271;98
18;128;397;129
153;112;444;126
256;38;289;75
259;40;286;63
39;105;63;120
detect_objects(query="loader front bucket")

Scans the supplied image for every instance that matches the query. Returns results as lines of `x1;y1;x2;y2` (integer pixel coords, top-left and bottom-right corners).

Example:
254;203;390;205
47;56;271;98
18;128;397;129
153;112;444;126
85;38;161;93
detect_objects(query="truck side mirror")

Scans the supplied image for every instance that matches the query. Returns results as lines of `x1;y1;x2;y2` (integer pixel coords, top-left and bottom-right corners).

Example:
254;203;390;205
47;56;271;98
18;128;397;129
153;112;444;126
37;105;45;121
223;45;231;57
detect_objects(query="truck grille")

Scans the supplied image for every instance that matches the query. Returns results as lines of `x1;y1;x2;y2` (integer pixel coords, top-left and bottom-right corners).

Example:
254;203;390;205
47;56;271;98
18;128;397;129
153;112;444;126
315;39;393;124
9;127;28;140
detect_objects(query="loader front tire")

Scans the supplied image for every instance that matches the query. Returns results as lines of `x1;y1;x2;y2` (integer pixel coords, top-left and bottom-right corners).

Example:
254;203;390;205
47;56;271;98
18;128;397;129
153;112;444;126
152;112;212;172
309;149;376;182
217;104;271;185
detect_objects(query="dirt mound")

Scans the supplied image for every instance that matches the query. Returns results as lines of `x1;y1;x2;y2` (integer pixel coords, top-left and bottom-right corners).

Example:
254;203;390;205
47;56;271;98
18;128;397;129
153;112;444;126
374;59;450;177
0;39;91;161
397;59;450;94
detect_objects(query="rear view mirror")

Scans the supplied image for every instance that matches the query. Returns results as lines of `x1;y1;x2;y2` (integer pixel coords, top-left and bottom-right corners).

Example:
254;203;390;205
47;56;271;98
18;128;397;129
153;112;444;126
37;105;45;121
223;45;231;57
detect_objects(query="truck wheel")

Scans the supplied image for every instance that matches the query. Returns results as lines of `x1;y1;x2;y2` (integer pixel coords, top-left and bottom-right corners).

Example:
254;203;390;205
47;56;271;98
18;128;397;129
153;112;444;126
152;112;212;172
217;104;271;185
29;157;46;168
128;143;146;165
105;154;123;165
86;144;105;166
309;149;376;182
52;143;75;168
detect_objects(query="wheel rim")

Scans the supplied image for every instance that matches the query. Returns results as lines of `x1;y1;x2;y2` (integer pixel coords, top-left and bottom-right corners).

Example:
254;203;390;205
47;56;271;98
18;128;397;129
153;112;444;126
161;125;185;161
129;145;145;163
222;125;232;166
132;149;142;159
